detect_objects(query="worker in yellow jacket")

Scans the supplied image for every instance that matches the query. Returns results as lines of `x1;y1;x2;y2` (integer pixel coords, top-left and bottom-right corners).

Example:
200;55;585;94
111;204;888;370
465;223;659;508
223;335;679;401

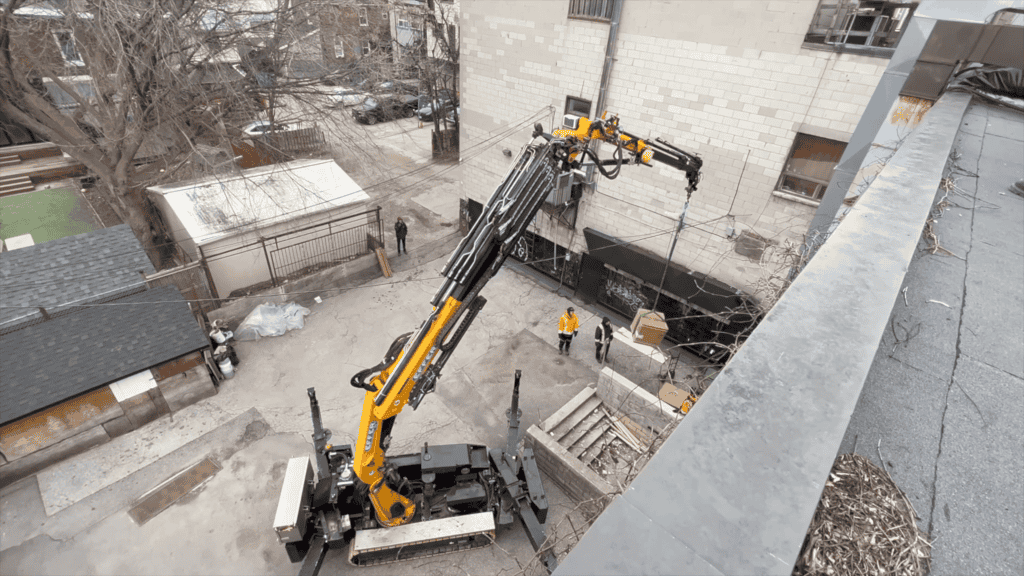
558;307;579;356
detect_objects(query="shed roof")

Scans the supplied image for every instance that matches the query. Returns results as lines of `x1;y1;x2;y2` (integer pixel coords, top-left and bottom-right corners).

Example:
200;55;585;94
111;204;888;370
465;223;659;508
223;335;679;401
147;159;370;245
0;224;155;331
0;285;208;425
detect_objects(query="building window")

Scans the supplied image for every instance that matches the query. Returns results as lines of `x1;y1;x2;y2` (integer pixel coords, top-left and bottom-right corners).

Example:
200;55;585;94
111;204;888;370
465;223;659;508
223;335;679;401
565;96;592;118
52;31;84;67
358;7;368;26
397;11;422;30
804;0;918;49
334;37;345;58
567;0;614;21
362;39;372;54
382;9;388;21
776;133;847;201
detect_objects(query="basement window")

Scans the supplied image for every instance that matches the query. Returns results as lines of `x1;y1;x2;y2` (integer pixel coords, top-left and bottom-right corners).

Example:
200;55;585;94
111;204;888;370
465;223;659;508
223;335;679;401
565;96;592;118
776;133;847;201
804;0;918;50
568;0;613;22
361;40;372;54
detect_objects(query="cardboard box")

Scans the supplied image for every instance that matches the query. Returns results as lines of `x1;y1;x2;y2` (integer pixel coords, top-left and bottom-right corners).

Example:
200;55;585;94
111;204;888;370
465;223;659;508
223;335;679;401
658;383;694;414
630;309;668;346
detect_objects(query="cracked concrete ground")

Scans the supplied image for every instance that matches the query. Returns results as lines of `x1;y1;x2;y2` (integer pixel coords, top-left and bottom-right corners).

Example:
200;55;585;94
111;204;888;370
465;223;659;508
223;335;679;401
0;234;652;576
838;100;1023;575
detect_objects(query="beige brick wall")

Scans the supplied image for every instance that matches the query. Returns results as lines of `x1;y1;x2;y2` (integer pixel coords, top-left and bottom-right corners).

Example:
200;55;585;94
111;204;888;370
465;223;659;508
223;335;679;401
461;0;888;293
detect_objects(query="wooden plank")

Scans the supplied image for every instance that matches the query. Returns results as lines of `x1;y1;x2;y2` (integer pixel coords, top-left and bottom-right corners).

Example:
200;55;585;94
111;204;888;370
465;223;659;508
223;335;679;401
0;142;61;161
549;394;602;443
375;247;393;277
151;351;206;381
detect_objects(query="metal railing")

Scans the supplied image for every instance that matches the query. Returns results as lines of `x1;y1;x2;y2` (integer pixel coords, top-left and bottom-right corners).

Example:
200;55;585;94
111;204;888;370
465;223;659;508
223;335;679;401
266;209;383;282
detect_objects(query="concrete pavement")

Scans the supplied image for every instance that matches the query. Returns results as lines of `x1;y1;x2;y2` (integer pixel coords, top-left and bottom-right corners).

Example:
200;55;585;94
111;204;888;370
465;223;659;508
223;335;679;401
0;234;666;575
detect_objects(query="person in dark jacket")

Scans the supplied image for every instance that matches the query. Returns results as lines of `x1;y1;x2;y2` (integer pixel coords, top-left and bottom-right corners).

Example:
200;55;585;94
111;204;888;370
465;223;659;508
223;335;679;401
595;316;613;362
395;217;408;254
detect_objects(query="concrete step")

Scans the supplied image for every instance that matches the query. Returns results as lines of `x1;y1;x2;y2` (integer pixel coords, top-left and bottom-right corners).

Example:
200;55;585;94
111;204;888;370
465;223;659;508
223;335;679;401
558;404;605;449
0;154;21;166
0;176;34;196
549;394;601;443
569;419;611;458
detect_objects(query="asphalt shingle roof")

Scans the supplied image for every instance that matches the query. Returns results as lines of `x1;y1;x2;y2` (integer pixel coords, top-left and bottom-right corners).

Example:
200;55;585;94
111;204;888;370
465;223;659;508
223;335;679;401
0;224;156;331
0;286;209;425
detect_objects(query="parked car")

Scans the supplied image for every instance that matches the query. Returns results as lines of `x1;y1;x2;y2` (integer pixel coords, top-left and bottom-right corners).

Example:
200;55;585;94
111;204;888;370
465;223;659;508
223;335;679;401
328;87;369;108
374;80;420;96
241;120;291;137
416;91;457;122
352;94;418;125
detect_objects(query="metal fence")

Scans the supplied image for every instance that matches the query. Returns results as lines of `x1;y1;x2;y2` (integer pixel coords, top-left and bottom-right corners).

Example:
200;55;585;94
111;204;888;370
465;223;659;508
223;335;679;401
203;207;384;293
267;208;383;282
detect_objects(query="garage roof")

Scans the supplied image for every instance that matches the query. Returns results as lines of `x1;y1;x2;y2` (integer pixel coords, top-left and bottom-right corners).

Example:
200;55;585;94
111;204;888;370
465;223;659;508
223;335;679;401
0;286;208;425
147;159;370;245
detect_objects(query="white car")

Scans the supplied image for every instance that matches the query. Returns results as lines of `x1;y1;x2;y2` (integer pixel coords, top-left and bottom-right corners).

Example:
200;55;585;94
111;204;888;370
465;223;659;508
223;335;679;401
241;121;291;137
328;87;369;108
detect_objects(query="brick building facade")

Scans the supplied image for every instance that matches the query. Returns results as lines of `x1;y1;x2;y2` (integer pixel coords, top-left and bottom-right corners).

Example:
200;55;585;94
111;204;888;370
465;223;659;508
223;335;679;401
318;0;393;67
459;0;909;356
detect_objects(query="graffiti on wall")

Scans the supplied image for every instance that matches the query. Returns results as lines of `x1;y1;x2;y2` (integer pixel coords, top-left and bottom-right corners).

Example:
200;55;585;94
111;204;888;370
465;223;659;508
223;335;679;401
605;275;647;314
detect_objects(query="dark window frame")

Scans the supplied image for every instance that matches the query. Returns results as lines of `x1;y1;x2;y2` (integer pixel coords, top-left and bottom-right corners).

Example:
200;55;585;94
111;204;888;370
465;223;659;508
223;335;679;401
776;133;847;201
565;96;592;118
803;0;918;55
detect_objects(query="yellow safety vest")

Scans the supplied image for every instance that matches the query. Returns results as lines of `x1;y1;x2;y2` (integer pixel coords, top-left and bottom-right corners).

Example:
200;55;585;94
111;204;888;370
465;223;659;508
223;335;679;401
559;313;579;335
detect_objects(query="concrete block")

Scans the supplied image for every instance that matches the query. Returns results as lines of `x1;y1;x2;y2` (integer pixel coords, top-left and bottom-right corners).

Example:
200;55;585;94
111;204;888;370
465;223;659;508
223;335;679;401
0;426;110;489
101;415;135;439
596;367;681;434
119;394;162;429
157;365;217;413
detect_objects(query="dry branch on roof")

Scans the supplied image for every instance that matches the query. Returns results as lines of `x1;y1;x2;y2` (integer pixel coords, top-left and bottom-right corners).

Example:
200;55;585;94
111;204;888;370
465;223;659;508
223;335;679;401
792;452;931;576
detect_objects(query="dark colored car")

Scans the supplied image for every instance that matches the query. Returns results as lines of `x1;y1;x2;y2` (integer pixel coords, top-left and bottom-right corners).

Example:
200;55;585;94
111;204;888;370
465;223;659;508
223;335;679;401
351;94;418;125
416;90;457;122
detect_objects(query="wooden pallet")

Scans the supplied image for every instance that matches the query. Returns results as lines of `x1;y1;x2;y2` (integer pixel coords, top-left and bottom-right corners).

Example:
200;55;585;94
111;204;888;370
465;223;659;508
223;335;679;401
375;247;393;277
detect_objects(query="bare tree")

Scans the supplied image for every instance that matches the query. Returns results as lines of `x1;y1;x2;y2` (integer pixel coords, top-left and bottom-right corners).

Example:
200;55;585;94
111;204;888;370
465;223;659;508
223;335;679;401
0;0;371;263
406;0;458;156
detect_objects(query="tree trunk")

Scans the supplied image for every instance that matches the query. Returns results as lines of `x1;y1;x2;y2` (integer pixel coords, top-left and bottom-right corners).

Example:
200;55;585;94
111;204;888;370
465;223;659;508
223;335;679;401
103;178;161;269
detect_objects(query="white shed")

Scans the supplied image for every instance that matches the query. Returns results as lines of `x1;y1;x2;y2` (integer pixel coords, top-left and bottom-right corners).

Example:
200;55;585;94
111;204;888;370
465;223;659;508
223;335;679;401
148;159;376;297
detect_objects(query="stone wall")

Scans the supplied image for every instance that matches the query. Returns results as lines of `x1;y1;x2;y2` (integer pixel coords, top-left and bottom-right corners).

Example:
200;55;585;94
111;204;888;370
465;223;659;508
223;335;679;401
595;367;681;434
525;424;614;519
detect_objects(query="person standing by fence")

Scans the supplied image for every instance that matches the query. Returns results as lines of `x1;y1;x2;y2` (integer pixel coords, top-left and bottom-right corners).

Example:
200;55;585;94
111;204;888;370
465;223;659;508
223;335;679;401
558;307;579;356
595;316;613;362
395;217;408;255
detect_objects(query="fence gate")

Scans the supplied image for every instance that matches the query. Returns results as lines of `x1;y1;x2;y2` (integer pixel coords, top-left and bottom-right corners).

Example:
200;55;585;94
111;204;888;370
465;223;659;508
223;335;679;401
144;261;218;315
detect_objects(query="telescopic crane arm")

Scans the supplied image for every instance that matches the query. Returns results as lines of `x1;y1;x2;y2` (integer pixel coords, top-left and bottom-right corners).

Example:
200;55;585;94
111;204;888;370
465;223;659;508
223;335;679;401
346;113;703;529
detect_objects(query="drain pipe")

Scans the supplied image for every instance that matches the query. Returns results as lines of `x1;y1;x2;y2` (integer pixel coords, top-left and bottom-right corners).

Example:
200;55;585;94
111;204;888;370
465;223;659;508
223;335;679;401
583;0;623;237
595;0;623;117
